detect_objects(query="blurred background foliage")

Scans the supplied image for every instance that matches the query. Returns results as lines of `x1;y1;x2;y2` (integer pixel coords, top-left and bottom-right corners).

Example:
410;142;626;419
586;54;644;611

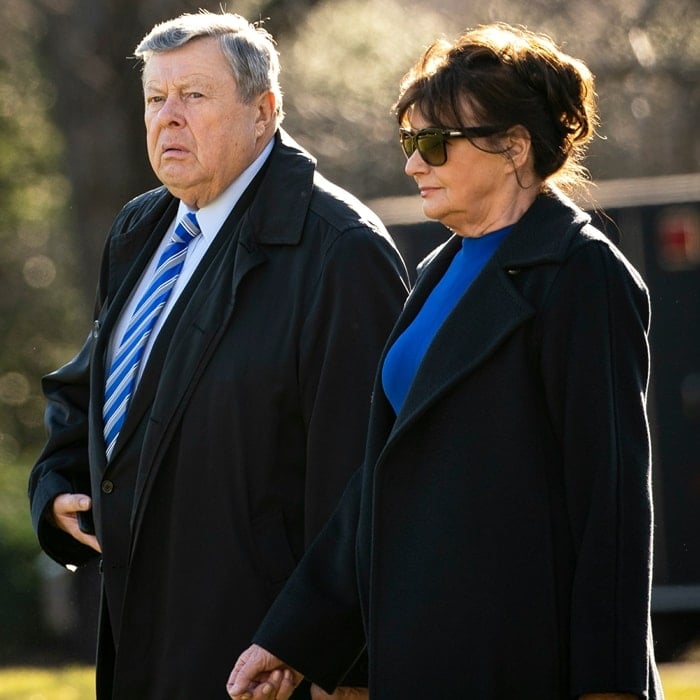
0;0;698;664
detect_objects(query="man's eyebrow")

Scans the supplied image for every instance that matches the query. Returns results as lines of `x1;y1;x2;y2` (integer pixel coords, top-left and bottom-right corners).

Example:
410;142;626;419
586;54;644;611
143;74;216;90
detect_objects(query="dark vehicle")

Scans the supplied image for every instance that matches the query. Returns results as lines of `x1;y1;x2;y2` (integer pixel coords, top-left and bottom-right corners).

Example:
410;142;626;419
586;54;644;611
370;172;700;660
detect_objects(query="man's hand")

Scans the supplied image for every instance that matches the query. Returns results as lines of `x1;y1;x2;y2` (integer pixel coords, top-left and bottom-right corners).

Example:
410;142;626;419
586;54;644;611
227;644;302;699
311;685;368;699
51;493;101;553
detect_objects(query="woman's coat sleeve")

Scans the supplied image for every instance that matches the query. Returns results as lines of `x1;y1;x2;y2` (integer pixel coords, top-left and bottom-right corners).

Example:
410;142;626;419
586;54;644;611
538;235;655;697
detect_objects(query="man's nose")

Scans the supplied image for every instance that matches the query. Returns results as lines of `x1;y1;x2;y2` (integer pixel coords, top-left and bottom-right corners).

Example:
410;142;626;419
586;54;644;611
157;95;185;125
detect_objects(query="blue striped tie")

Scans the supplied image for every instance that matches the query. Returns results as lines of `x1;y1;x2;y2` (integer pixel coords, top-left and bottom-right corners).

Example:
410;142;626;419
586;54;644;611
103;212;201;460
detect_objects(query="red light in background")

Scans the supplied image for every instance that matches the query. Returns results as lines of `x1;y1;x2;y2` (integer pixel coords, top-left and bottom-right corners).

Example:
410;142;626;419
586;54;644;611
657;207;700;270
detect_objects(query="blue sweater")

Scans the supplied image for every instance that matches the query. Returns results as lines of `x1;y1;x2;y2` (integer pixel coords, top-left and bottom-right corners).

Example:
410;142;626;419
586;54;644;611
382;226;511;413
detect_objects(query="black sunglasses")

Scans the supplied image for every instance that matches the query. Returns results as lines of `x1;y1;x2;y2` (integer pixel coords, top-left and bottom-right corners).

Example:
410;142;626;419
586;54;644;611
399;126;502;166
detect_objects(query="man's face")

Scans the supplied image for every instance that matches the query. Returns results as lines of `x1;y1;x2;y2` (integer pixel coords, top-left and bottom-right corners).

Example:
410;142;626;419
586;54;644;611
143;36;275;209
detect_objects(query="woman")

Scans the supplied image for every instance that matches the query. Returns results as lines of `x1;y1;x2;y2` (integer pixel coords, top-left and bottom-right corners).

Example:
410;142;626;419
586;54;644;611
227;23;663;700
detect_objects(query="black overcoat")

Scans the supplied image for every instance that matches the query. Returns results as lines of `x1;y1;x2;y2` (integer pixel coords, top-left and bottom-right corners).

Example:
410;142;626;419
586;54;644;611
28;130;409;699
253;188;665;699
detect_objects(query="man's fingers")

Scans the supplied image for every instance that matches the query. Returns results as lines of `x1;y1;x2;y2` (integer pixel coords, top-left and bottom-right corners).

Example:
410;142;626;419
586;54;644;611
81;533;102;553
276;668;301;699
250;669;299;700
51;493;101;552
227;645;270;697
53;493;91;517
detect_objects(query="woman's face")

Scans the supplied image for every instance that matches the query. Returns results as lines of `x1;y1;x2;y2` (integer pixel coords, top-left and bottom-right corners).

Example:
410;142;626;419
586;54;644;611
403;107;534;237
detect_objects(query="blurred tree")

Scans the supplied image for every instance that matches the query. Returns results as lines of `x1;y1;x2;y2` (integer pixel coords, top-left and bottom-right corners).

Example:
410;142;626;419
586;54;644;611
0;0;88;661
282;0;699;194
278;0;451;199
430;0;700;180
0;0;86;467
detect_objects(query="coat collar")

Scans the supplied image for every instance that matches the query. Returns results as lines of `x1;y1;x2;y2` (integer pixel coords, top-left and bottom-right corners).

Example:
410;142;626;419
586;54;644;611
242;129;316;247
108;128;317;263
496;185;591;268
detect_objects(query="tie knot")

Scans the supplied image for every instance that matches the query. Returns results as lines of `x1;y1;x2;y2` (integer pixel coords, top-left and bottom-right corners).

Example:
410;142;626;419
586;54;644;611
172;211;201;245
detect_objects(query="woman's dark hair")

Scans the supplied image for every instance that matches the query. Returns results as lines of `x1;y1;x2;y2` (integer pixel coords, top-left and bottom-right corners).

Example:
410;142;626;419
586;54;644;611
394;23;598;191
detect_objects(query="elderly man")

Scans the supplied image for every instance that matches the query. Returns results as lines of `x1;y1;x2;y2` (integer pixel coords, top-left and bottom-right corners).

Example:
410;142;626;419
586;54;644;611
29;11;408;699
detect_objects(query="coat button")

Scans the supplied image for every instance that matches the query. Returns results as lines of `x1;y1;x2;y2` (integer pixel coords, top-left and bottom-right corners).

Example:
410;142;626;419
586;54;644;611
101;480;114;494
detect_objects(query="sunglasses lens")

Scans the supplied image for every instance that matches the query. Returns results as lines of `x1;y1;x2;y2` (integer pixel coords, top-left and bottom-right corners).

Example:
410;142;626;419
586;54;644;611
417;132;446;166
400;132;416;158
400;130;448;166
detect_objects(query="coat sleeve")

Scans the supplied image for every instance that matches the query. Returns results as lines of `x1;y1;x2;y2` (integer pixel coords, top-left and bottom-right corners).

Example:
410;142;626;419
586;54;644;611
27;191;164;569
298;223;408;543
288;222;407;689
28;330;98;568
253;465;367;694
538;235;656;697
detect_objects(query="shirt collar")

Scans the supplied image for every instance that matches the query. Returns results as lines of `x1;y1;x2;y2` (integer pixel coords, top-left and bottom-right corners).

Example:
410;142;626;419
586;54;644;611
176;137;275;240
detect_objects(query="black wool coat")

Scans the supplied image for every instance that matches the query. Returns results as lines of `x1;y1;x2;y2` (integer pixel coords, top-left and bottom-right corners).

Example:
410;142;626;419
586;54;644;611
253;188;665;699
28;130;409;699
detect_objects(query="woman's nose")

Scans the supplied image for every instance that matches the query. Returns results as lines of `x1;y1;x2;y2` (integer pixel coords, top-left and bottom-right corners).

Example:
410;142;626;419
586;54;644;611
404;148;427;177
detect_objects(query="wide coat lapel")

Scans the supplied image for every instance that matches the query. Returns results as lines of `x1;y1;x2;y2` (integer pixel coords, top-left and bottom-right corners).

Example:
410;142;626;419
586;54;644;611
88;194;177;477
127;213;263;532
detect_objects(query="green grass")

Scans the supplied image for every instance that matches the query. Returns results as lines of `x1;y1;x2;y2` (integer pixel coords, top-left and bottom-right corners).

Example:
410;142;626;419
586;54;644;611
0;664;698;699
659;661;700;699
0;667;93;699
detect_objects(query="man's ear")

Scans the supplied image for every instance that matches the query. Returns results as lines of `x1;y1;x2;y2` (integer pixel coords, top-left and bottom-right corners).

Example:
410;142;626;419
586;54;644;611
254;91;276;136
502;125;532;171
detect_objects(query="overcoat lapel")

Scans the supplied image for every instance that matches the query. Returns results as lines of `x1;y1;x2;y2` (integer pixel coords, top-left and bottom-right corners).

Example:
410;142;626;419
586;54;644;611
384;236;535;447
105;196;176;303
89;196;177;477
399;260;534;422
128;210;268;540
116;211;237;454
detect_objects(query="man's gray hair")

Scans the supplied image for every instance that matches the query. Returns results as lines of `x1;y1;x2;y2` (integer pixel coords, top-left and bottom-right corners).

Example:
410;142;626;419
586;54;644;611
134;11;283;122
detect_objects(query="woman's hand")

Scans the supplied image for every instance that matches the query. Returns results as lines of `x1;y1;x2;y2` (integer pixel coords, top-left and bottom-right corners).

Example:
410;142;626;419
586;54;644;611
227;644;303;699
